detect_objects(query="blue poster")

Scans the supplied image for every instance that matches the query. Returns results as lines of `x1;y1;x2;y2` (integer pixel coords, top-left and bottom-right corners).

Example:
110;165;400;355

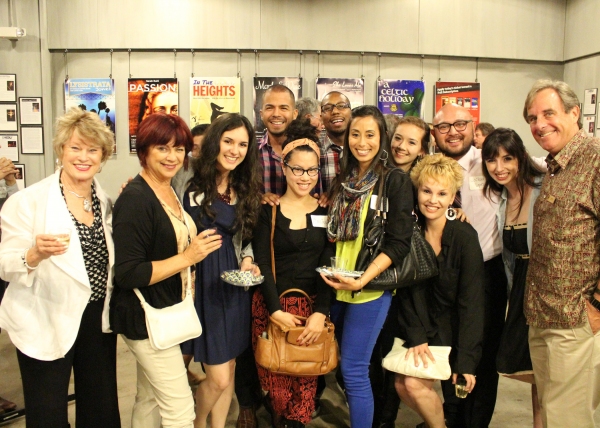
377;79;425;117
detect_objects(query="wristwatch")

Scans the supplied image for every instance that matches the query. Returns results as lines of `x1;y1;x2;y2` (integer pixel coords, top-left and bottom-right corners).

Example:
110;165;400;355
589;291;600;311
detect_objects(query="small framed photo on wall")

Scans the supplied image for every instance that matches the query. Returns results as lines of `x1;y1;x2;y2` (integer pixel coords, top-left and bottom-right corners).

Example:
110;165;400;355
583;88;598;116
19;97;43;125
584;115;596;137
0;74;17;102
13;163;25;190
20;127;44;154
0;134;19;162
0;104;18;132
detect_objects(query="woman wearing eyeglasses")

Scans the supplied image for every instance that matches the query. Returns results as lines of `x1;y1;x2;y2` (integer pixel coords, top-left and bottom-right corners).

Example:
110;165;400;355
251;138;334;428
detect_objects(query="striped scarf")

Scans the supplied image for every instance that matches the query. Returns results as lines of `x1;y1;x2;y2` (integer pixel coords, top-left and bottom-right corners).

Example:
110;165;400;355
327;168;378;242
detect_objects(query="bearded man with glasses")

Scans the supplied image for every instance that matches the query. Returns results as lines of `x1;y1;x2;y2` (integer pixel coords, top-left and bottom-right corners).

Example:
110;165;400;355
431;104;506;428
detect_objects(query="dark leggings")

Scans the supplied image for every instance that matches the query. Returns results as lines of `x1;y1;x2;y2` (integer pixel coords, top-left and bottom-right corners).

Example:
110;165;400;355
17;300;120;428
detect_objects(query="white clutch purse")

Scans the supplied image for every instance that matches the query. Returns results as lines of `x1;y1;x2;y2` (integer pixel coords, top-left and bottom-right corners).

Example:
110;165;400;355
382;337;452;380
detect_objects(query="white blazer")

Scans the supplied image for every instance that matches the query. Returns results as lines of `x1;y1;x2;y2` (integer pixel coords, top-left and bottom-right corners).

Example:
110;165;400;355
0;170;114;361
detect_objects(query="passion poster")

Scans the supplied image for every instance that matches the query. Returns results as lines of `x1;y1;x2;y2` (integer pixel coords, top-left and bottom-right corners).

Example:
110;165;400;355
190;77;241;127
64;78;116;152
315;78;364;108
435;82;480;125
377;80;425;117
128;78;178;153
253;77;303;134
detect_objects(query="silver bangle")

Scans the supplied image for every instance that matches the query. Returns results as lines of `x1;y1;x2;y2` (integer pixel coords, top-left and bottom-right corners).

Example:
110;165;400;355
22;248;38;270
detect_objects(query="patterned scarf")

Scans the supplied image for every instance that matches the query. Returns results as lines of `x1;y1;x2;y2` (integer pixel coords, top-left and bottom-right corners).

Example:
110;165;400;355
327;168;378;242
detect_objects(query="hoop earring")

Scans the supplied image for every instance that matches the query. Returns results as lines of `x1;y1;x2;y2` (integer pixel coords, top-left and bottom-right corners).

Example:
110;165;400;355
379;150;389;161
446;207;457;221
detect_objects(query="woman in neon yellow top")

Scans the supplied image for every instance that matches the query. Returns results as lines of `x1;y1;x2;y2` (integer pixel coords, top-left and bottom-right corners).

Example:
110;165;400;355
321;105;414;427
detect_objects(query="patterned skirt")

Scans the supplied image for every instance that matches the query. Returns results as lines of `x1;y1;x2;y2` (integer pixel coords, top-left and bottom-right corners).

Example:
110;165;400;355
251;290;317;425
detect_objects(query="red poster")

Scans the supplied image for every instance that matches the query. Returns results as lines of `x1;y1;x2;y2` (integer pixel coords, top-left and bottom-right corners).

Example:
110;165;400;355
435;82;480;126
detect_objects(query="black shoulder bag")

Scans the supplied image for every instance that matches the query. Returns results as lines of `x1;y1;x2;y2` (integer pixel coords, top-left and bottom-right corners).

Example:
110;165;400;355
356;169;439;290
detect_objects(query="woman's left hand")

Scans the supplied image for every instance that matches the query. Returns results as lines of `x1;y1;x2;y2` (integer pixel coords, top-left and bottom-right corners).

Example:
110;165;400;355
452;373;476;393
240;257;260;276
320;273;363;291
297;312;326;346
455;208;471;223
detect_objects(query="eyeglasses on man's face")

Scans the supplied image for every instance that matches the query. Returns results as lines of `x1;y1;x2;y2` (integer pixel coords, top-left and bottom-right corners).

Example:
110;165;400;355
433;120;472;134
321;102;351;114
284;162;320;177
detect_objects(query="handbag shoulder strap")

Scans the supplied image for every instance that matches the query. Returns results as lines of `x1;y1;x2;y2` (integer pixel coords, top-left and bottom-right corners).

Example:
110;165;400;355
271;204;277;283
133;288;146;305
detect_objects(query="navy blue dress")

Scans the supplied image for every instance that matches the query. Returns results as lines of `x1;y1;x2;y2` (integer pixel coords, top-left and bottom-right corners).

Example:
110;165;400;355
181;194;251;365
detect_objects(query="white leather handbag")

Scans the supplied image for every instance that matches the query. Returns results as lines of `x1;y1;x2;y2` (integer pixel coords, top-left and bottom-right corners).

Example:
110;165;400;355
382;337;452;380
133;266;202;351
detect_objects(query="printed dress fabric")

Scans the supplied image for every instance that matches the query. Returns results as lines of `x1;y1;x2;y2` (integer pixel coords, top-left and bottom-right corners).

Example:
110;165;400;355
252;289;316;425
181;194;251;365
496;223;533;375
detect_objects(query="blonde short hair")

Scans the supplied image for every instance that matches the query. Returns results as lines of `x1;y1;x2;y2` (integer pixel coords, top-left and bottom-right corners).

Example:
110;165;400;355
410;154;463;195
53;107;115;162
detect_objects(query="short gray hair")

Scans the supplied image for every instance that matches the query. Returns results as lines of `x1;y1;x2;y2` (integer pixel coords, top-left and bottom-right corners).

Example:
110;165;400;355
296;97;320;118
523;79;582;129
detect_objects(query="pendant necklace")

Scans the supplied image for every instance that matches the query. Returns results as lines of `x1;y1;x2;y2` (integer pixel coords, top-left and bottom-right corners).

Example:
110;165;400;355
66;188;92;212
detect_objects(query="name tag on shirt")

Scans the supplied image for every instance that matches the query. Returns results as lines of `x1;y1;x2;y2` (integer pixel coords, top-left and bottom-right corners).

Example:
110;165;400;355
370;195;388;211
188;192;204;206
469;176;485;190
311;215;327;228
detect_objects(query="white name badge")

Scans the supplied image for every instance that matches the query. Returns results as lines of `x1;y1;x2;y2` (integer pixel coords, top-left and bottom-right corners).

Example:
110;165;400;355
370;195;379;210
469;176;485;190
311;215;327;228
188;192;204;207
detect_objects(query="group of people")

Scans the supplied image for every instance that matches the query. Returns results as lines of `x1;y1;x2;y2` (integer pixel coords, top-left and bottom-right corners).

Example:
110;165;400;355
0;77;598;428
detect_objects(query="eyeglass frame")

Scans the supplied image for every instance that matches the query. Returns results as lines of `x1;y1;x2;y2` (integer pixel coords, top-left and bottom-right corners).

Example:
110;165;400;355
283;162;320;177
432;120;473;134
321;102;351;114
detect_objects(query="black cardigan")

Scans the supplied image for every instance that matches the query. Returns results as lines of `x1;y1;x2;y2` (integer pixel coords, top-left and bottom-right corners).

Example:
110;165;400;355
396;219;485;375
109;175;185;340
363;167;414;272
253;204;334;315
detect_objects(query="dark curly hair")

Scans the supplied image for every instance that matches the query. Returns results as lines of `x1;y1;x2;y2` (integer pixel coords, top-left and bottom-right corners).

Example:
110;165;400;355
482;128;544;218
282;118;320;163
328;105;391;200
188;113;262;241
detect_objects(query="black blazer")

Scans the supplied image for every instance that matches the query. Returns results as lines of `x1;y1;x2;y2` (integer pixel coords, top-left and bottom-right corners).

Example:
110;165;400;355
109;174;185;340
397;219;485;375
363;167;414;269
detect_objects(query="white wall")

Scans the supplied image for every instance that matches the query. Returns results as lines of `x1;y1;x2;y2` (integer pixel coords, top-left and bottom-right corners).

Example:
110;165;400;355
2;0;577;199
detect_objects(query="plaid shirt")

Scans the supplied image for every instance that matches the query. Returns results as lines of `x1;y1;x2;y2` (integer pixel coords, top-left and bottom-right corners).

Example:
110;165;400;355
525;129;600;329
318;134;343;195
258;133;286;196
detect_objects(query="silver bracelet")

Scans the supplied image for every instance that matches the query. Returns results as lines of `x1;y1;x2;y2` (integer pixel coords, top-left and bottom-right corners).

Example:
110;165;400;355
22;248;38;270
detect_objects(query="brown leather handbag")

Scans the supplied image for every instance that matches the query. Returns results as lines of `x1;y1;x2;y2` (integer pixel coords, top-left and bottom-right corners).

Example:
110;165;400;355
254;206;339;377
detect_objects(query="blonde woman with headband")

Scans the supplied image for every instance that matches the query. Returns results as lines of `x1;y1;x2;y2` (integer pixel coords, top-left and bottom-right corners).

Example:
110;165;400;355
251;139;335;428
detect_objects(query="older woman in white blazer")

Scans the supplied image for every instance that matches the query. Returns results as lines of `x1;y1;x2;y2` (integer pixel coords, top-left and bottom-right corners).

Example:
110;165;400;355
0;108;121;428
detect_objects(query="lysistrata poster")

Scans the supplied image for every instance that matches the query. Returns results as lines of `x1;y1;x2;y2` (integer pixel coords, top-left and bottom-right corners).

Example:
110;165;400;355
128;78;178;153
64;79;116;152
190;77;241;127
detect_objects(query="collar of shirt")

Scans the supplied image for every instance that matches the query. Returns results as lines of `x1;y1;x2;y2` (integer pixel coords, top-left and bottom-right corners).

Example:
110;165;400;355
456;145;479;172
545;129;587;175
320;133;343;154
258;133;282;162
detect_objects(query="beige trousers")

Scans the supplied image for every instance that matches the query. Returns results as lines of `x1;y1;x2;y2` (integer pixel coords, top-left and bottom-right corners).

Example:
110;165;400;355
123;336;195;428
529;321;600;428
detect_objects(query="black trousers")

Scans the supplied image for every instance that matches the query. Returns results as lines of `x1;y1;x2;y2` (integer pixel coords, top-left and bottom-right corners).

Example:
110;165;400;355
17;300;120;428
443;254;507;428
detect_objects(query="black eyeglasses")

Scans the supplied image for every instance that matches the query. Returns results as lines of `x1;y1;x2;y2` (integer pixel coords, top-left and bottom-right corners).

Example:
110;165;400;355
284;162;320;177
433;120;472;134
321;102;351;114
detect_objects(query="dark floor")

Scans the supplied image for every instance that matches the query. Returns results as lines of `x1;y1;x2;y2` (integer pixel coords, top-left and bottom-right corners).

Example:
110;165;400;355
1;332;597;427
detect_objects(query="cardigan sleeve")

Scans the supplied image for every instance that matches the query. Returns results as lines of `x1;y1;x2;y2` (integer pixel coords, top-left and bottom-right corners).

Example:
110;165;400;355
379;169;414;268
253;205;281;314
113;184;155;290
454;224;485;375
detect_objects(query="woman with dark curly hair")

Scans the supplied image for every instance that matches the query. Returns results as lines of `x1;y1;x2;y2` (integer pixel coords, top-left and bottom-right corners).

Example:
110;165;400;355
181;113;262;428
